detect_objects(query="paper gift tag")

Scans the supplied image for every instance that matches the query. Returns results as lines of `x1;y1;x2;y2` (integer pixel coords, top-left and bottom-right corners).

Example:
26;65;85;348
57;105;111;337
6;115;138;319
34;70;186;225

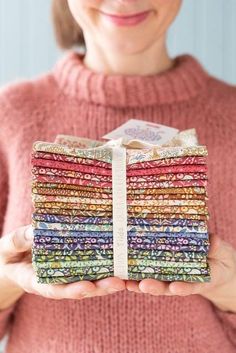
103;119;179;145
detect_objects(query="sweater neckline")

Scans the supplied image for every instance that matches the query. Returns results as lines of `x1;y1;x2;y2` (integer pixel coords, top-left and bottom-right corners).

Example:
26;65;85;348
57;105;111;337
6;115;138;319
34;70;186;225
53;51;210;108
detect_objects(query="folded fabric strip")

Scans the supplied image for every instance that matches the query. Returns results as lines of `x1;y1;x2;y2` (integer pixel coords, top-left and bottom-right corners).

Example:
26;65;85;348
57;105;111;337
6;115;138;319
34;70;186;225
32;167;112;182
34;265;210;278
33;221;207;233
32;158;112;175
35;267;114;278
129;244;209;252
33;235;113;244
32;248;114;257
34;208;113;217
127;218;207;226
126;145;208;164
128;179;208;189
36;273;111;283
32;182;112;194
32;187;113;199
127;156;206;170
32;194;206;206
34;258;208;269
33;174;112;188
32;194;113;205
128;249;207;260
32;248;207;259
32;151;112;168
128;187;207;195
128;164;207;176
129;266;210;275
33;253;206;263
33;235;209;246
32;213;207;227
34;202;207;215
33;230;208;241
33;142;113;163
128;173;208;182
33;243;114;250
33;242;209;252
33;167;207;183
129;213;209;220
127;193;208;201
32;214;113;224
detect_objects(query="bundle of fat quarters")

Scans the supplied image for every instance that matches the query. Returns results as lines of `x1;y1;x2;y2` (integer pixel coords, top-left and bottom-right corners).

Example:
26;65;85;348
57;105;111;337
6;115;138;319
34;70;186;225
31;130;210;284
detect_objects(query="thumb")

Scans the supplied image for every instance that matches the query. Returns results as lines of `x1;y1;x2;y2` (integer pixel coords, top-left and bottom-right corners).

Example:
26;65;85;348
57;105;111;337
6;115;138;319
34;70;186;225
208;233;235;262
0;225;33;258
208;233;221;258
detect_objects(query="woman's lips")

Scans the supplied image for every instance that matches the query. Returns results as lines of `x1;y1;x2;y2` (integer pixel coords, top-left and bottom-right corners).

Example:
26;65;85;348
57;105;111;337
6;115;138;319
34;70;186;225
100;10;152;27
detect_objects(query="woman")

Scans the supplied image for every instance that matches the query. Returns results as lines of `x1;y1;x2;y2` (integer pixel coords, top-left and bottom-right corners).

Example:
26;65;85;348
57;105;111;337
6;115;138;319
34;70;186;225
0;0;235;352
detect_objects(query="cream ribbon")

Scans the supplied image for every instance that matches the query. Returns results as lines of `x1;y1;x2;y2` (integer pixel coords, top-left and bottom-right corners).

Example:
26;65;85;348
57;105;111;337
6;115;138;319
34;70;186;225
103;139;128;278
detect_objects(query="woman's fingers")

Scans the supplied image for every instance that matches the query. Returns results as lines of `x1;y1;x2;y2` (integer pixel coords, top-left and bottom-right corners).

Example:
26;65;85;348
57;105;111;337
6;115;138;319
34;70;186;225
208;233;234;261
1;225;127;300
168;257;232;297
5;262;126;300
126;280;142;293
127;278;171;295
5;262;96;299
0;225;33;259
32;277;126;300
31;277;97;300
166;235;236;296
138;279;172;296
6;229;232;300
127;235;236;297
94;277;126;296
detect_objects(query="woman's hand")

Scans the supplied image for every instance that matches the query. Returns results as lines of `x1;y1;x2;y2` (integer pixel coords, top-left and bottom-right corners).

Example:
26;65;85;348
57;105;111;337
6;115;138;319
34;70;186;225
126;233;236;313
0;225;125;310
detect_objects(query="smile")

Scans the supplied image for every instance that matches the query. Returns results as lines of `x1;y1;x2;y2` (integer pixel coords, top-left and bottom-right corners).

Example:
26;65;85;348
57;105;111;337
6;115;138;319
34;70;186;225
100;10;152;27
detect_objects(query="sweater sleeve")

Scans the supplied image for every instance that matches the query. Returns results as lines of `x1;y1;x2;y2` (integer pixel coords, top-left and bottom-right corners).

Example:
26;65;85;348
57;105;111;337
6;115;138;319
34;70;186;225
0;155;13;340
0;93;15;340
0;306;15;340
215;308;236;347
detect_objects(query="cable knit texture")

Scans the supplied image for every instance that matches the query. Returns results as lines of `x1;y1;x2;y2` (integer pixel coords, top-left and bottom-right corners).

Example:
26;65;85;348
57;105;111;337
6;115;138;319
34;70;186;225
0;51;236;353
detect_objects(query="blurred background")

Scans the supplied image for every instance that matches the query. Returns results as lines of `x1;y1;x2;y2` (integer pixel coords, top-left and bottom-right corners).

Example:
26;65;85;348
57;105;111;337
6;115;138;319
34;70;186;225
0;0;236;87
0;0;235;351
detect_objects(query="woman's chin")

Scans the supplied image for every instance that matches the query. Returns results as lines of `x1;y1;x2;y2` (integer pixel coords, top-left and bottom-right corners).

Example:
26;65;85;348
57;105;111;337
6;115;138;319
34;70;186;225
96;31;152;55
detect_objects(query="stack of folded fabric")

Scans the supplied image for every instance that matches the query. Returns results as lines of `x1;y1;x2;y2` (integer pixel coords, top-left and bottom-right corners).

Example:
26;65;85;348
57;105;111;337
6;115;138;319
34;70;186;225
31;131;210;284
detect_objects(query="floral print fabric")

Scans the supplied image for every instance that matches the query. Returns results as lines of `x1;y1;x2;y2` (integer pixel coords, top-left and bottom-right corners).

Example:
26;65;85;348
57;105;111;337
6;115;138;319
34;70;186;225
31;131;210;284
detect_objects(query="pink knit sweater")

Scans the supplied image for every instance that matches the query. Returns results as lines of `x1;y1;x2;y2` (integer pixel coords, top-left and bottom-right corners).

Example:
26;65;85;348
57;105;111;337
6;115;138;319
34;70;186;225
0;51;236;353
